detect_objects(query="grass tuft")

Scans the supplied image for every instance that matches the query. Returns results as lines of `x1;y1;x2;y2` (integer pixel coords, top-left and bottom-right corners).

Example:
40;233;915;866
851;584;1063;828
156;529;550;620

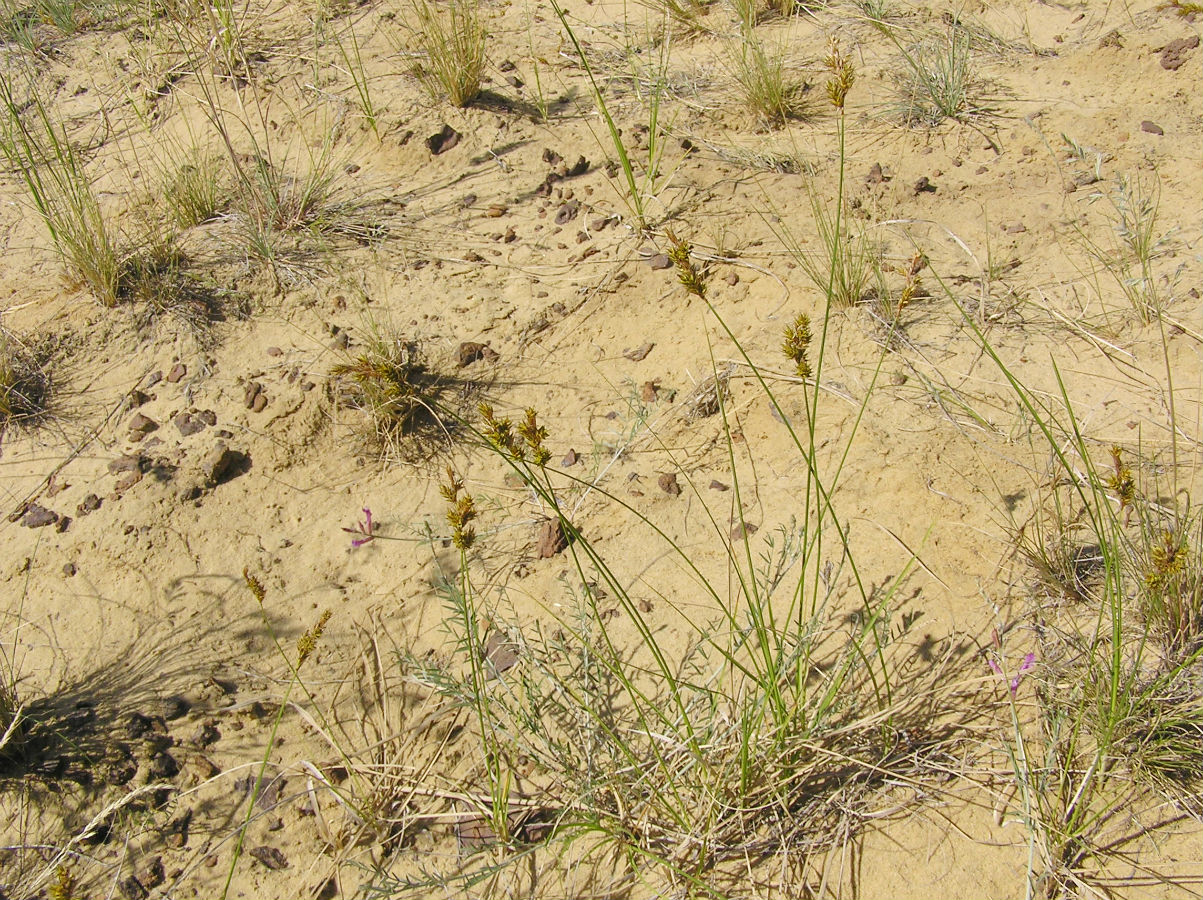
409;0;487;107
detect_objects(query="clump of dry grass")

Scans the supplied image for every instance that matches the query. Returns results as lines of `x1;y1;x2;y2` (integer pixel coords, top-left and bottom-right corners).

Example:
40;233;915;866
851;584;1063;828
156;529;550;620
331;327;464;457
0;331;51;432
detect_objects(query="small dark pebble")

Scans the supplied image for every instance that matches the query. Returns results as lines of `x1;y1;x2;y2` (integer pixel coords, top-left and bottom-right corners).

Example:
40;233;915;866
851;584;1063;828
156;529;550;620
249;845;289;870
190;722;220;747
709;480;729;491
118;875;148;900
724;271;739;286
640;381;659;402
913;176;936;194
173;411;207;437
149;752;179;779
647;253;672;270
265;346;282;357
166;363;186;383
457;341;499;367
536;519;569;558
128;412;158;435
21;504;59;528
63;562;77;576
141;857;165;889
623;342;654;362
561;448;578;467
426;124;461;155
730;522;758;541
1161;35;1199;70
1140;120;1164;135
554;201;579;225
657;473;681;496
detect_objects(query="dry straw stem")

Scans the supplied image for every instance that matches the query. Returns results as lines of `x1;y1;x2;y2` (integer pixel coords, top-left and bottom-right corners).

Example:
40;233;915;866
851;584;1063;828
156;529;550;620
410;0;487;107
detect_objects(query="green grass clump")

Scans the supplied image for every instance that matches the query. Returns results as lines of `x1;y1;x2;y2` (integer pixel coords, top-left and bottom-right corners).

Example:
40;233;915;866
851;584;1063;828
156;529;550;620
410;0;487;107
0;80;124;306
731;33;809;127
892;30;981;124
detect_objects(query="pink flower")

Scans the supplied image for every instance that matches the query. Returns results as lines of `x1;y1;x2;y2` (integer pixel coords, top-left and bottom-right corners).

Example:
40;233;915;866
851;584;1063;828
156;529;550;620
342;508;375;548
989;652;1035;694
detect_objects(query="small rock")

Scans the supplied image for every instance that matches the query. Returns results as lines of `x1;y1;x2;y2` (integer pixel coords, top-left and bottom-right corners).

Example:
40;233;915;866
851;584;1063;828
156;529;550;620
173;411;207;437
114;471;142;492
200;441;247;489
1140;120;1164;135
566;155;589;177
890;372;908;386
724;271;739;286
640;381;659;403
975;165;988;175
535;519;569;558
251;392;268;413
140;857;165;889
622;343;654;362
109;455;144;475
657;473;681;496
647;253;672;270
541;147;563;165
485;204;507;217
63;562;77;577
730;522;758;541
165;810;192;849
249;845;289;870
129;412;157;434
425;124;461;155
190;722;220;747
1004;222;1026;234
638;598;654;613
499;59;516;72
104;757;137;786
148;751;179;780
866;162;888;184
561;448;578;467
505;74;524;89
709;480;729;491
55;515;70;534
1160;35;1199;70
457;342;499;367
160;695;190;720
140;372;162;390
21;504;59;528
554;201;579;225
78;494;101;516
166;363;186;383
118;875;148;900
913;176;936;194
265;346;283;357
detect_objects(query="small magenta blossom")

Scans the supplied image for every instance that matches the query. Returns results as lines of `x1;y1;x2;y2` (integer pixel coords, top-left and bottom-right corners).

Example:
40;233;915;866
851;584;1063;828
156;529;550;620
343;508;375;548
989;652;1035;694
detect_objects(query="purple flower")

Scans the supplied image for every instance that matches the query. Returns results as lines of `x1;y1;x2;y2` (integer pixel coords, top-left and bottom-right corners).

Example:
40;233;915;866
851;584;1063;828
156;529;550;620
342;508;375;547
990;652;1035;694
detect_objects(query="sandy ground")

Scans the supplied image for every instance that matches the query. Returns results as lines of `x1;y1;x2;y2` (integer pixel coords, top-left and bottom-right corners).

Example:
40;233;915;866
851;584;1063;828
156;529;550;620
0;0;1200;896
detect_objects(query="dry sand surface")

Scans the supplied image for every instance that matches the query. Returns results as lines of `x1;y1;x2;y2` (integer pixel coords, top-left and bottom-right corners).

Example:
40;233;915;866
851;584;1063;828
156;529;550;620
0;0;1200;896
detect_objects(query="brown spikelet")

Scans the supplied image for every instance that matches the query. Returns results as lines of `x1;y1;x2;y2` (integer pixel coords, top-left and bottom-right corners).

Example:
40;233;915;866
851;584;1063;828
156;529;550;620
243;567;267;606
